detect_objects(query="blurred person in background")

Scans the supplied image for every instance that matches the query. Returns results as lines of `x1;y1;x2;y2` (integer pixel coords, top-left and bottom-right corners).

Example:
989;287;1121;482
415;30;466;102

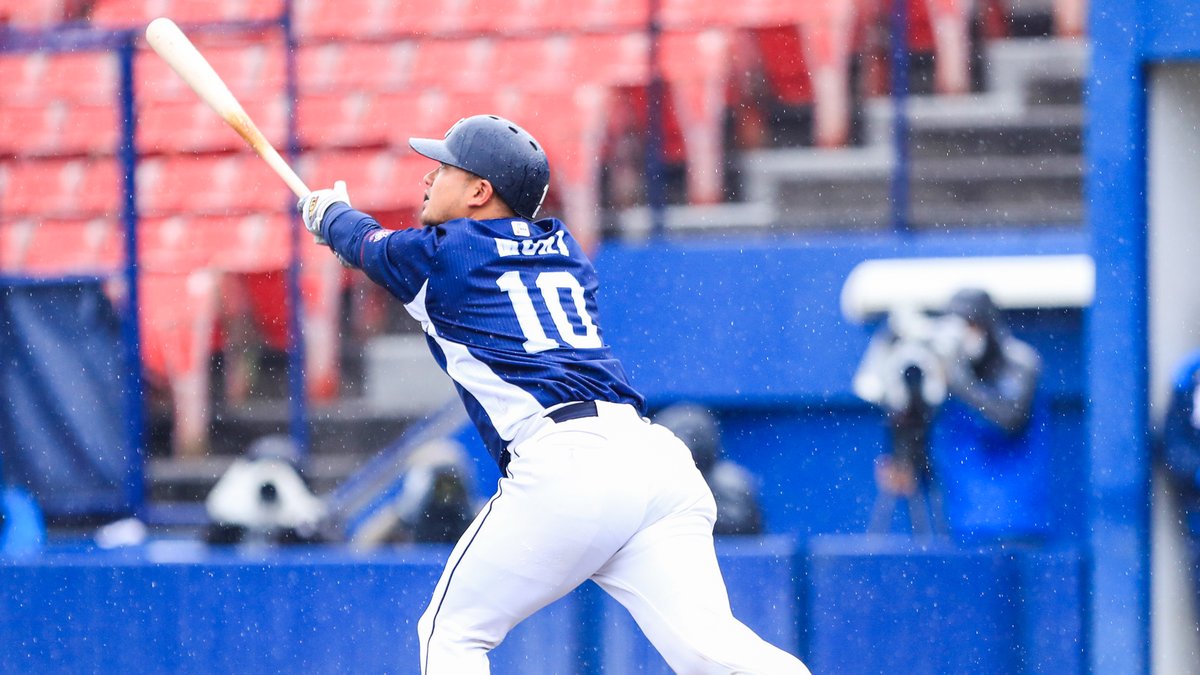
1159;350;1200;595
932;288;1051;544
351;438;477;546
654;402;764;536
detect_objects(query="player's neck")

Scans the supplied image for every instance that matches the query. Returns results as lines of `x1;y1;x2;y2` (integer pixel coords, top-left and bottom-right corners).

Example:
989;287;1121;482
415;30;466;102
466;201;519;222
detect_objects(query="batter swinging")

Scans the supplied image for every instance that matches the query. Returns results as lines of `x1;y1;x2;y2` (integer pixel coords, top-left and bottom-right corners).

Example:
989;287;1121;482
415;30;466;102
299;114;810;675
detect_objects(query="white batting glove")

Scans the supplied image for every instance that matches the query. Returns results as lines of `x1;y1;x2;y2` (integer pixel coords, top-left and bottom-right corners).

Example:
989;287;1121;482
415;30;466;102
298;180;351;245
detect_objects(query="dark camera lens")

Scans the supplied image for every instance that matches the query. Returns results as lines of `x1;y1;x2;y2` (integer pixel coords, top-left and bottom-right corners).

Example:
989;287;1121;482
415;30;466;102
259;481;279;504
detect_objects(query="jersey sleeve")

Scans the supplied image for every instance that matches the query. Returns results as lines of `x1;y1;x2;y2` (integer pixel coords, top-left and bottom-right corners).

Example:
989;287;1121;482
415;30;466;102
322;203;442;304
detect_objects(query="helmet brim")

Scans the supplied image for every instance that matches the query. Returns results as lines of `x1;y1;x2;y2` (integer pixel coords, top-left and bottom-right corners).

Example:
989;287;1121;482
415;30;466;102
409;137;459;167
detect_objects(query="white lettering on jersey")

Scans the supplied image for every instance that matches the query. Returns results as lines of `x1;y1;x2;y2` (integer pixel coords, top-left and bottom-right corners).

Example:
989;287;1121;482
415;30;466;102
495;234;568;259
368;230;389;243
496;239;520;257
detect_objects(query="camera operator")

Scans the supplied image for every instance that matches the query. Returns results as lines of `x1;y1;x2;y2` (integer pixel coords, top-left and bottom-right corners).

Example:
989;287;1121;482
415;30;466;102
855;309;952;536
933;288;1051;544
855;288;1052;543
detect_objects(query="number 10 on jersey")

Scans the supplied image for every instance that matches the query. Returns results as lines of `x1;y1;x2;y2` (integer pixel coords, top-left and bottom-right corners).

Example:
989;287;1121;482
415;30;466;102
497;271;602;353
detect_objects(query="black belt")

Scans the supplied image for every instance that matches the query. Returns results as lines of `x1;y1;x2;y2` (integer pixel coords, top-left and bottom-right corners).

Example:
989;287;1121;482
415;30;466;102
546;401;598;423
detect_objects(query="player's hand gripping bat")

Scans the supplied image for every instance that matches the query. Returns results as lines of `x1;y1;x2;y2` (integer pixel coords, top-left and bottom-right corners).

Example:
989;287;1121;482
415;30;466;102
144;17;310;198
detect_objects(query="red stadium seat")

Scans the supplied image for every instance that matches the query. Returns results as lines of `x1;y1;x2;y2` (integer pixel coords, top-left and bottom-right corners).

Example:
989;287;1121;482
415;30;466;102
0;218;123;275
135;39;285;102
293;0;395;40
389;0;490;37
90;0;285;27
408;37;499;90
0;102;121;157
297;41;421;93
138;213;291;273
488;34;649;91
0;0;70;26
571;32;650;87
0;51;118;105
136;96;287;154
487;0;648;32
0;158;122;219
297;149;430;214
298;92;389;149
295;0;489;40
136;153;293;217
138;268;221;456
1055;0;1087;37
371;89;518;144
657;30;735;204
658;0;861;148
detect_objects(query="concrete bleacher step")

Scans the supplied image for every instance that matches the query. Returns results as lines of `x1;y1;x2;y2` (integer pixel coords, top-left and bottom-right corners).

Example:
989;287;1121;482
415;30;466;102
908;105;1083;157
624;36;1087;234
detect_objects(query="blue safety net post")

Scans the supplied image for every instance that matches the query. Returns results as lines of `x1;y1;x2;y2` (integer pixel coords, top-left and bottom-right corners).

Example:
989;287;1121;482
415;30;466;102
281;0;310;458
888;0;912;234
644;0;668;238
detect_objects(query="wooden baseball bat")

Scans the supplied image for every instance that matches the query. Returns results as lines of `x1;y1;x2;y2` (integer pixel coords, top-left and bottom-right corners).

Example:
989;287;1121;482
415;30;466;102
144;17;310;198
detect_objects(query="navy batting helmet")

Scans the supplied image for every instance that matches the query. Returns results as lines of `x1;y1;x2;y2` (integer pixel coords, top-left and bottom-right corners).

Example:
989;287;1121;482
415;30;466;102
409;115;551;220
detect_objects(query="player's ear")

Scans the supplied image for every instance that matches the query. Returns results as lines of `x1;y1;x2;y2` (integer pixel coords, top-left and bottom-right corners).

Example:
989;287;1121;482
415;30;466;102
466;177;495;208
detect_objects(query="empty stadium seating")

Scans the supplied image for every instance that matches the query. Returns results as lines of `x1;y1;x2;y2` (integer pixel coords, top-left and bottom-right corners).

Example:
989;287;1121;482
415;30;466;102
0;50;117;104
89;0;286;28
0;158;122;219
135;153;292;216
136;96;288;154
0;218;123;275
0;102;119;157
0;0;1089;459
293;0;651;39
295;149;425;214
134;38;286;102
0;0;71;26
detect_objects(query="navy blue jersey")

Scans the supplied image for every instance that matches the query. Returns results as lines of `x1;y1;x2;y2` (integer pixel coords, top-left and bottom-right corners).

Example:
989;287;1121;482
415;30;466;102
320;204;645;465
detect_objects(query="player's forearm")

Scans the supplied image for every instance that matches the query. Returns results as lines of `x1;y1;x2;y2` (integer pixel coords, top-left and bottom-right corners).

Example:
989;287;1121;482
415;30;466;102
321;203;384;267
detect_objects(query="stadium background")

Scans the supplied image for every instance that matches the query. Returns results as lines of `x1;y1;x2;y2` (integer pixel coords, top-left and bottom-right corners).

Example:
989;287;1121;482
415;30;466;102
0;0;1185;672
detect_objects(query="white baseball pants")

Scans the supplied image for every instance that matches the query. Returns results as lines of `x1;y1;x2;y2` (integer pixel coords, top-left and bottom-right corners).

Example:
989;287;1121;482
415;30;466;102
417;401;811;674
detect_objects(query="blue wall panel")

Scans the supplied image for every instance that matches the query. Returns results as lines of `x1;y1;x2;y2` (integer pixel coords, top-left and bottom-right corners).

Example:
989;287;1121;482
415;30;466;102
0;543;807;673
0;546;585;674
598;536;803;673
807;536;1085;675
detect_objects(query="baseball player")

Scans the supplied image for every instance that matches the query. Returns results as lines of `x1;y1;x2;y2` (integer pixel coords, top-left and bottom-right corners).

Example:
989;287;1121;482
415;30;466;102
299;114;810;674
